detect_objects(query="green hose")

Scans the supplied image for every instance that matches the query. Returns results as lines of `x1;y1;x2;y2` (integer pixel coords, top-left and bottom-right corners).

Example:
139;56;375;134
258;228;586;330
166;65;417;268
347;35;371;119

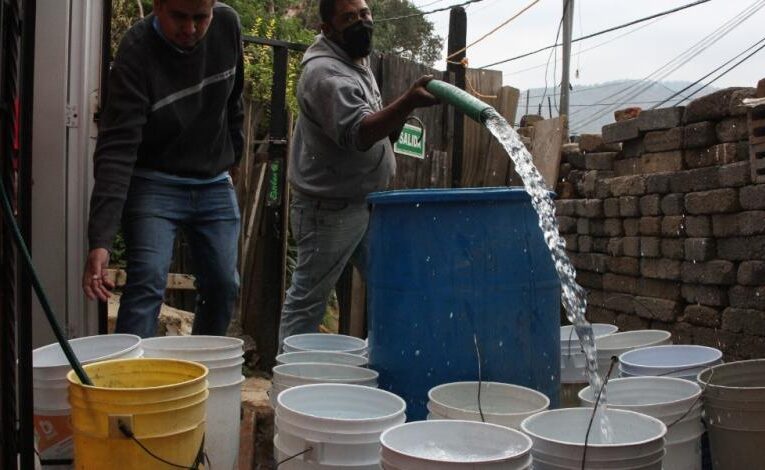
426;79;495;124
0;172;92;385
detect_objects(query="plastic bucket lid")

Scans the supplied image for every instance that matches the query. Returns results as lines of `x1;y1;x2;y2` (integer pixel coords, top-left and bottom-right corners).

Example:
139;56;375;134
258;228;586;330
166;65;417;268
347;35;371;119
276;351;368;367
282;333;367;355
427;382;549;428
381;420;532;466
619;345;722;378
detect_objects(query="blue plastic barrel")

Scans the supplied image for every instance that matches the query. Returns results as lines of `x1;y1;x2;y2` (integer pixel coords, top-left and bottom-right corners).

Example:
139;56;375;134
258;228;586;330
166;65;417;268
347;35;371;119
366;188;561;420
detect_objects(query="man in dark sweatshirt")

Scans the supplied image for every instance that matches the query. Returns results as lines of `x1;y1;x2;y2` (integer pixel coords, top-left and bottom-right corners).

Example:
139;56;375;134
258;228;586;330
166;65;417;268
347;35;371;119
82;0;244;338
278;0;438;345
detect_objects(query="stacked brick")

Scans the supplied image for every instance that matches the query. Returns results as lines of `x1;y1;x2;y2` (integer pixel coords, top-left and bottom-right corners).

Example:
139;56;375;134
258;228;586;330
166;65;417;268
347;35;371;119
556;87;765;360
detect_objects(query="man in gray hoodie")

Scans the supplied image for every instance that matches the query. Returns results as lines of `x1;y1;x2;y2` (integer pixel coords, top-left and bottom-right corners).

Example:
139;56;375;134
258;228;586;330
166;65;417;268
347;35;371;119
278;0;438;345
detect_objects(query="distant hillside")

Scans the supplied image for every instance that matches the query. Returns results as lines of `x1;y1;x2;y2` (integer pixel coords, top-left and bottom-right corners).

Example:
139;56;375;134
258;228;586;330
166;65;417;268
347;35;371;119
518;80;718;135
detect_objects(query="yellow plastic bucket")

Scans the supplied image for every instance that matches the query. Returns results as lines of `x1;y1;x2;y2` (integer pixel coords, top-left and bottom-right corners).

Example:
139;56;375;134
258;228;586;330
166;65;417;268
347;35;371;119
66;358;208;469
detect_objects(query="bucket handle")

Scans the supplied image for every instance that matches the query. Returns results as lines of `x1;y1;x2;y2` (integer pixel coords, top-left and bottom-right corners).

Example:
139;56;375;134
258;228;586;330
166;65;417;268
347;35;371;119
276;442;317;467
114;417;207;469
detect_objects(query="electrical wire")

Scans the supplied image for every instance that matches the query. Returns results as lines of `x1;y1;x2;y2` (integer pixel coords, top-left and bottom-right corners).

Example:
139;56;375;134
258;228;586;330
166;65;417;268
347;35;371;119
653;34;765;108
479;0;712;69
504;17;664;78
675;39;765;105
376;0;487;22
539;2;566;115
571;0;765;132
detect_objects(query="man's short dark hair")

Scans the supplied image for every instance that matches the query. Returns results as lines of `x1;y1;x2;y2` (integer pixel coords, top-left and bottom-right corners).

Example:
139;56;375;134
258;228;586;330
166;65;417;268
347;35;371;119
319;0;336;23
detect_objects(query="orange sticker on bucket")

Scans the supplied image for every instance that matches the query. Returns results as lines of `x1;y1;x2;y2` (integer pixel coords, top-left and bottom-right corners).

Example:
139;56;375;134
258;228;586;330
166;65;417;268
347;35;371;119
34;412;73;459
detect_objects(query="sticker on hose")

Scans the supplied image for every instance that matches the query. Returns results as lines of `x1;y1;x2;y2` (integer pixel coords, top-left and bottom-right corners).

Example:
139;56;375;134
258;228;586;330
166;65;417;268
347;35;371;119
34;412;73;459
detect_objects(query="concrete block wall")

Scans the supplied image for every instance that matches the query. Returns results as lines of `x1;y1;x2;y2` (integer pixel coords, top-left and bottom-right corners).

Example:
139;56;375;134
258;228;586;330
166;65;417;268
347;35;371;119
556;87;765;360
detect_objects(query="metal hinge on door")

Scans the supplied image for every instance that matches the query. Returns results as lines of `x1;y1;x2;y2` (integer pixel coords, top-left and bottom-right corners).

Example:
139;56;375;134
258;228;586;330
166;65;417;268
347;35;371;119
65;104;79;128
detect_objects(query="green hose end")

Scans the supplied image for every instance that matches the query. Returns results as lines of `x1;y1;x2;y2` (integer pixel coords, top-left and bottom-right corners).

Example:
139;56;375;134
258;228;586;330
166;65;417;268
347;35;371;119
426;79;495;124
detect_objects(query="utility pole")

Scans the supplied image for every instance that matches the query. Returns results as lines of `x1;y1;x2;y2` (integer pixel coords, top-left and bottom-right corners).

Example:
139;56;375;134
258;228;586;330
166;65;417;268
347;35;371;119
447;7;467;188
560;0;574;119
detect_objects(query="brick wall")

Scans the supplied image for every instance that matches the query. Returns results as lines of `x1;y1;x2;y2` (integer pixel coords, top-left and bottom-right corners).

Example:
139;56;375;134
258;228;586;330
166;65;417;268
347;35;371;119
556;87;765;360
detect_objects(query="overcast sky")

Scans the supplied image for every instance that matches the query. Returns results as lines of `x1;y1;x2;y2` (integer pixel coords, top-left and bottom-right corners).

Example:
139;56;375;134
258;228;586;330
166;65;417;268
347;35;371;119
409;0;763;92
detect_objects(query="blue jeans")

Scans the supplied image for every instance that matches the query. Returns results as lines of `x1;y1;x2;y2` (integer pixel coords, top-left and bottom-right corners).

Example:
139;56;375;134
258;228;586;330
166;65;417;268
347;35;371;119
115;177;241;338
278;196;369;348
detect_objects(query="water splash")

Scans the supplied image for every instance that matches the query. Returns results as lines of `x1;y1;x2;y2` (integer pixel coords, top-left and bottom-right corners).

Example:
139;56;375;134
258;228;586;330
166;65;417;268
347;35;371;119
484;110;612;441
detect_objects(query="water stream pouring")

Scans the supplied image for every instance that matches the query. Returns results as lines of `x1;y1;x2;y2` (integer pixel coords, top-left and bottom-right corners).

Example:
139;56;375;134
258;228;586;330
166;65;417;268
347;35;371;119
423;79;604;399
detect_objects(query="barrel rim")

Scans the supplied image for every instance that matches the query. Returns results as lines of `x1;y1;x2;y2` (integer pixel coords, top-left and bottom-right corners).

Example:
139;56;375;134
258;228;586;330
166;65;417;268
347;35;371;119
380;419;533;464
698;358;765;390
66;357;208;392
367;187;555;205
520;408;667;448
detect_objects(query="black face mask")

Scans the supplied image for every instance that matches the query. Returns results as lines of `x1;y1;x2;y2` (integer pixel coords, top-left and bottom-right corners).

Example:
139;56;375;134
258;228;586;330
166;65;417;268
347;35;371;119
340;20;374;58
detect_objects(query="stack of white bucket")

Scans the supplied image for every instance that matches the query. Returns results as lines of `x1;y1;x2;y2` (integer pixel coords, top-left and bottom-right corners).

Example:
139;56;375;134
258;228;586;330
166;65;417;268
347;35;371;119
32;334;142;468
580;377;704;470
560;323;617;406
426;381;549;430
521;408;668;470
380;420;533;469
275;383;405;469
140;335;244;470
272;333;371;407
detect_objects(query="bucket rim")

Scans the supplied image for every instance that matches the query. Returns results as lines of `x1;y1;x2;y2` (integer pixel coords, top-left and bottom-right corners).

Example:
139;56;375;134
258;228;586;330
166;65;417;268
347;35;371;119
66;358;208;392
276;383;406;424
520;408;667;449
594;330;672;352
698;358;765;390
379;419;533;464
272;362;378;382
208;375;246;390
139;335;244;353
282;333;367;352
33;334;142;370
276;350;368;365
619;344;722;370
427;381;550;417
578;377;701;409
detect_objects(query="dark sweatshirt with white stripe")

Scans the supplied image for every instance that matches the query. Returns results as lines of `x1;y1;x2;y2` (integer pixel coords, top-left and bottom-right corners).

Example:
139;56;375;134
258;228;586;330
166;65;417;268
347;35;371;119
88;3;244;250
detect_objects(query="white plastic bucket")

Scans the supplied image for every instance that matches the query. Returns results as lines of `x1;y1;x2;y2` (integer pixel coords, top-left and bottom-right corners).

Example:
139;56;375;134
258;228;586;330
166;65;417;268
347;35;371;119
561;324;618;385
283;333;367;356
579;377;703;470
140;335;244;361
32;334;142;467
595;331;672;378
276;351;368;367
271;363;379;408
380;420;533;469
521;408;667;469
619;345;722;382
698;359;765;470
426;381;549;430
205;375;245;470
274;383;406;467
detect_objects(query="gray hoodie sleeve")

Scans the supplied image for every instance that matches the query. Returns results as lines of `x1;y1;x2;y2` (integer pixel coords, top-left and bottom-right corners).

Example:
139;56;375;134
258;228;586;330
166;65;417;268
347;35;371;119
300;72;373;151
